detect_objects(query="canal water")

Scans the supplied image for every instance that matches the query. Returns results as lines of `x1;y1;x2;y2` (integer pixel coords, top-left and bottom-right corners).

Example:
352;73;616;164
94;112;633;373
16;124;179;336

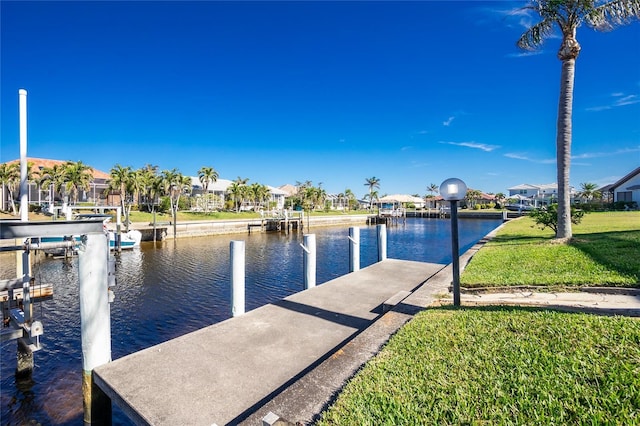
1;217;500;425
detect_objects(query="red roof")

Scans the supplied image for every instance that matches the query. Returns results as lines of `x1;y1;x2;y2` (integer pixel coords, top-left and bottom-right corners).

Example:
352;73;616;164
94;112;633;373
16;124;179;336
5;157;111;180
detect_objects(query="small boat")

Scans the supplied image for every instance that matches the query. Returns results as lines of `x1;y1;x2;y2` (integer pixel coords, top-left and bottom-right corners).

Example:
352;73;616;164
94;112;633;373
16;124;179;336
29;214;142;255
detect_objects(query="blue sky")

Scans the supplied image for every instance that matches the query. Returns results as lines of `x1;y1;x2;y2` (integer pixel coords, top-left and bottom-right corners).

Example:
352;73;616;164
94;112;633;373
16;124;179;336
1;1;638;198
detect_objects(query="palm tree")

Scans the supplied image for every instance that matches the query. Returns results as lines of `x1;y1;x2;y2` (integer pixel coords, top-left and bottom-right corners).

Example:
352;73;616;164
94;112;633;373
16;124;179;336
0;162;20;214
197;166;219;213
517;0;640;239
427;183;439;197
63;160;94;205
109;164;133;214
40;163;67;203
227;181;243;212
344;188;356;211
465;189;483;209
364;177;381;211
577;182;601;202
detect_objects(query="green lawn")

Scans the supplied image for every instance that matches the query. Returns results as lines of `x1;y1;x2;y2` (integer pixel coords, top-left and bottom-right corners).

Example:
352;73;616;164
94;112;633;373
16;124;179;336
318;307;640;425
461;211;640;288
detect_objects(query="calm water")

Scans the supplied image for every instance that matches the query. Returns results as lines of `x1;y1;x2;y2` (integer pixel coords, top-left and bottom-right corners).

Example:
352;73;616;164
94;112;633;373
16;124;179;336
1;217;500;425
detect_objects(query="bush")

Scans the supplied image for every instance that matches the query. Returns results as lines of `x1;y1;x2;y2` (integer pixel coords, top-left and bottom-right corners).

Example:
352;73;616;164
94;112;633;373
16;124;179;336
529;203;585;234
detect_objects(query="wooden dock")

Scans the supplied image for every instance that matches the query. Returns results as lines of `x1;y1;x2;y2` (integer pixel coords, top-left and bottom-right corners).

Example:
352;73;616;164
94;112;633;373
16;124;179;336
93;259;445;425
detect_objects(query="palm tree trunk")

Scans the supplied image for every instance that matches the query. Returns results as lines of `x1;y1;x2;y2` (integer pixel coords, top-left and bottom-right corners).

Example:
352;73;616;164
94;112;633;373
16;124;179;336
555;57;575;240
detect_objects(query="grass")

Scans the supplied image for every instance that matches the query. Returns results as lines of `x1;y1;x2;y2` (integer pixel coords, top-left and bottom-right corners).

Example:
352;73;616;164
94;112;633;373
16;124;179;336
317;307;640;425
461;211;640;288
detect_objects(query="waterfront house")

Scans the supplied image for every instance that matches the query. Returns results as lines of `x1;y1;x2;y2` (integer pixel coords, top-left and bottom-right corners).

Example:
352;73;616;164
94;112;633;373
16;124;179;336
606;167;640;206
507;183;576;207
190;177;287;211
1;157;111;211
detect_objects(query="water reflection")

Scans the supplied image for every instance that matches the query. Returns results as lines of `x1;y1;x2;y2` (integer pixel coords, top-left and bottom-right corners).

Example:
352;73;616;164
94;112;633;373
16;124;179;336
1;218;500;425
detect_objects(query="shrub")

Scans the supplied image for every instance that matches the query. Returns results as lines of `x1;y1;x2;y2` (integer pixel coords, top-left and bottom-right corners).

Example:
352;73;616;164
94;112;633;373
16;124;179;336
529;203;585;234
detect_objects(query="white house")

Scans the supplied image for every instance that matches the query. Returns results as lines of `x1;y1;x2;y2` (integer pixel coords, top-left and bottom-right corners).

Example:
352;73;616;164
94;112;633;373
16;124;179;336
190;177;287;210
609;167;640;205
507;183;575;206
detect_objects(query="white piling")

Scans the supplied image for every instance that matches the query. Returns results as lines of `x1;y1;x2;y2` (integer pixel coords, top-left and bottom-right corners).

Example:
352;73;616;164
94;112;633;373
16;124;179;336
230;241;245;317
377;224;387;262
348;227;360;272
78;232;112;424
19;89;28;222
302;233;316;289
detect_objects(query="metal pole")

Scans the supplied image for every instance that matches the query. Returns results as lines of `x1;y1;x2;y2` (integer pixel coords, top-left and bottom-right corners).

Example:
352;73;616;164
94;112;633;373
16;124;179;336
116;207;122;252
377;224;387;262
348;227;360;272
19;89;28;222
230;240;245;317
78;232;112;424
302;233;316;289
450;200;461;306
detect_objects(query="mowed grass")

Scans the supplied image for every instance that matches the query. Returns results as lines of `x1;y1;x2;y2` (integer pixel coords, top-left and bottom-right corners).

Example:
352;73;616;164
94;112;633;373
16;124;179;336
461;211;640;288
317;307;640;425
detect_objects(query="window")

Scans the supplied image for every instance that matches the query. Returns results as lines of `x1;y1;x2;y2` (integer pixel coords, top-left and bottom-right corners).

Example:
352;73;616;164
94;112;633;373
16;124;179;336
617;191;632;202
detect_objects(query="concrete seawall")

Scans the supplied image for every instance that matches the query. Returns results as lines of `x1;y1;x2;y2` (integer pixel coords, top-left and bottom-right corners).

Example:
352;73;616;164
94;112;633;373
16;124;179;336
125;214;372;240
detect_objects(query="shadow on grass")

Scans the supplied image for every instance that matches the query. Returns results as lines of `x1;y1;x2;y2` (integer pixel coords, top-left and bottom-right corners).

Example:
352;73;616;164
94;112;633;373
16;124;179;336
569;230;640;287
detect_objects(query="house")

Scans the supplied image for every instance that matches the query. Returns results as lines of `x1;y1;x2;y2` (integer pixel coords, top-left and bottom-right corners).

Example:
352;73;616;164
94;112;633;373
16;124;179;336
1;157;111;211
607;167;640;206
376;194;425;209
190;177;287;210
507;183;576;206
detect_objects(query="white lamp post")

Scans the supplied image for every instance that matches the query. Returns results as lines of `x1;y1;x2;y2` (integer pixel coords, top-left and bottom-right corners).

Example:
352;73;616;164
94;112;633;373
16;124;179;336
439;178;468;306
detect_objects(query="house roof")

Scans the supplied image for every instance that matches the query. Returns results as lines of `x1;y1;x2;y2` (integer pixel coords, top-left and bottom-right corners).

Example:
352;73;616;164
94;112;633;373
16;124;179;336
5;157;111;180
278;184;298;197
378;194;424;204
610;167;640;191
190;177;288;195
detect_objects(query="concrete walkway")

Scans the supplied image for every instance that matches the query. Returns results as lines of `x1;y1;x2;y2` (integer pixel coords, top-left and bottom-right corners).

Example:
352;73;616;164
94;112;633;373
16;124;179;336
93;259;445;426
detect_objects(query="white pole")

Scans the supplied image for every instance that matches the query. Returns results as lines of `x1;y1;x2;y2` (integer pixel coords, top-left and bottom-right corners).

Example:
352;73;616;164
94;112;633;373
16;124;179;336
78;232;112;422
303;233;316;289
377;224;387;262
348;227;360;272
19;89;28;222
230;240;245;317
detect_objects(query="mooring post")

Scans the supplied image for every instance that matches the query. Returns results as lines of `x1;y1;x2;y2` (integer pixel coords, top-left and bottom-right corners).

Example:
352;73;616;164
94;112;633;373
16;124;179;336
115;207;122;252
230;240;245;317
78;232;112;425
377;224;387;262
348;227;360;272
302;233;316;289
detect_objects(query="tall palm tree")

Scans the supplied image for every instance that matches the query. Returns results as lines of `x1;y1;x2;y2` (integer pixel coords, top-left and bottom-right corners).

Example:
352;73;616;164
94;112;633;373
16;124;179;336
364;177;381;211
197;166;219;213
517;0;640;239
427;183;439;197
0;162;20;214
344;188;355;211
63;160;94;205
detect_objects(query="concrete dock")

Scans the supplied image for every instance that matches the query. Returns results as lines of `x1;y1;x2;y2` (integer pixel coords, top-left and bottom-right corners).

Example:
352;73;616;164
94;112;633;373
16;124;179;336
93;259;446;425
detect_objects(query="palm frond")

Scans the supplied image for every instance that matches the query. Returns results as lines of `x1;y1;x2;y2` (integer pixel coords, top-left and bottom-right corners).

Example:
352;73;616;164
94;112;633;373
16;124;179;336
586;0;640;30
517;18;556;49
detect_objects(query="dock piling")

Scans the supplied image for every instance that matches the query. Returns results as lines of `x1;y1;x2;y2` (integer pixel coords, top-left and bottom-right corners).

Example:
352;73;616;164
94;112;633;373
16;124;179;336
302;234;316;289
377;224;387;261
230;241;246;317
78;233;112;425
348;227;360;272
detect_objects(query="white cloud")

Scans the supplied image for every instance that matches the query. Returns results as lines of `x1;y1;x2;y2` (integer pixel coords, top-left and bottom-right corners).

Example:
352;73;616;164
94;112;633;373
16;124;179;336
443;116;455;126
504;152;555;164
441;141;500;152
586;92;640;111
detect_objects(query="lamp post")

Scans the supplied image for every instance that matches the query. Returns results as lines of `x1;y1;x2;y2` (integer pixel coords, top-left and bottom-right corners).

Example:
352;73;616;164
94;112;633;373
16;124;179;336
439;178;468;306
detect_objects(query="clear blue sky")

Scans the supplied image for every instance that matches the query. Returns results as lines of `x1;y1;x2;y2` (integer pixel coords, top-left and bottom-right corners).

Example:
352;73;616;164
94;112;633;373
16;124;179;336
1;1;639;198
